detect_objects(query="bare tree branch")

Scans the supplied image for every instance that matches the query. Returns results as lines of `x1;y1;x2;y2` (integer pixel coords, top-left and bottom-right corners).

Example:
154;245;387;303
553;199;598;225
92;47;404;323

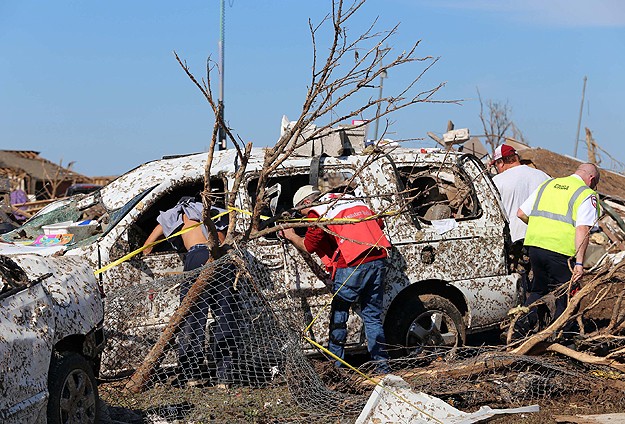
477;88;522;154
175;0;456;248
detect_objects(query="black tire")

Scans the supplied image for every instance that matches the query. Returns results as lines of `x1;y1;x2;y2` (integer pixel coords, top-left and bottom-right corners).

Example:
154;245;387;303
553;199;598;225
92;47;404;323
47;352;100;424
386;294;466;358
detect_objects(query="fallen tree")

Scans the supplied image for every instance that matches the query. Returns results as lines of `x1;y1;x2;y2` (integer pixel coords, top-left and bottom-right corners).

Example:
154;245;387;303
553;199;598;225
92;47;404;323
502;259;625;374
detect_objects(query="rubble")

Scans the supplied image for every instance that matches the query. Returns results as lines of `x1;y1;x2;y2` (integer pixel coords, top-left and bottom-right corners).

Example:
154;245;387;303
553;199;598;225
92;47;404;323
355;374;539;423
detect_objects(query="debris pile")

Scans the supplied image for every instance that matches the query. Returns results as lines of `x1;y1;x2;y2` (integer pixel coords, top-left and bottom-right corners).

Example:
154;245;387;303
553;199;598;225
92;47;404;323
99;248;625;423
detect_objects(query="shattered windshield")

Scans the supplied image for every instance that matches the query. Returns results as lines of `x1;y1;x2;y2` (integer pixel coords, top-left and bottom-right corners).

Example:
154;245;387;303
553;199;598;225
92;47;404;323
1;199;86;243
102;186;155;237
1;186;155;250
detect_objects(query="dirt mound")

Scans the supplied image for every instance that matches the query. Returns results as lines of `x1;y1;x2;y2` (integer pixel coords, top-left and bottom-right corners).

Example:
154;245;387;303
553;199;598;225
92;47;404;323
520;148;625;199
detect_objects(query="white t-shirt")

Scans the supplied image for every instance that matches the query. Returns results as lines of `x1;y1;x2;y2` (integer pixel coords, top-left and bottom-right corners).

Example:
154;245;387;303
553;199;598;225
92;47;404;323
519;174;599;227
157;200;228;237
493;164;550;242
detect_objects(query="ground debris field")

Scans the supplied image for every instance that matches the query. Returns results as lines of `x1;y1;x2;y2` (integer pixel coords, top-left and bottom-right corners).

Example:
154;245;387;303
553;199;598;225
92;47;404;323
93;245;625;423
98;349;625;423
96;265;625;423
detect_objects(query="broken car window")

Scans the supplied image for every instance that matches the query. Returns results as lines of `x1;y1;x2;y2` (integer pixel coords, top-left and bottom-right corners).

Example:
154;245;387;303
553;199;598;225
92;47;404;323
0;256;29;298
247;173;310;240
127;179;227;254
397;164;481;223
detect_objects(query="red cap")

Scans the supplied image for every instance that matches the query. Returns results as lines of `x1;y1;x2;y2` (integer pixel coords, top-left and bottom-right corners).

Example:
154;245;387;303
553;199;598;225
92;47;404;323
490;144;517;165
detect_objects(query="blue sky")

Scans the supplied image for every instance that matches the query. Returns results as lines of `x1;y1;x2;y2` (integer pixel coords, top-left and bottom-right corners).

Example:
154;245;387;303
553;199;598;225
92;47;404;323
1;1;624;177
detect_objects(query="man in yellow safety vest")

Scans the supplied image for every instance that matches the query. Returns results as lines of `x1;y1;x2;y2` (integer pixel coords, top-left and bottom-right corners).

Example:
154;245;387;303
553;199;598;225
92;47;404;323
516;163;600;333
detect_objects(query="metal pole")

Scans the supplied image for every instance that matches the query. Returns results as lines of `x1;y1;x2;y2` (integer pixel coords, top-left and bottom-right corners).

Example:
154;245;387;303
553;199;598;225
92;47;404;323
218;0;226;150
373;70;386;141
573;76;587;158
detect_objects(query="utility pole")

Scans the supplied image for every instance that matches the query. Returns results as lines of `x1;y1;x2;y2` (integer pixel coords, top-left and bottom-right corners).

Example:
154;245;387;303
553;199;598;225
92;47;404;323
573;76;587;158
372;70;387;141
217;0;226;150
373;46;390;141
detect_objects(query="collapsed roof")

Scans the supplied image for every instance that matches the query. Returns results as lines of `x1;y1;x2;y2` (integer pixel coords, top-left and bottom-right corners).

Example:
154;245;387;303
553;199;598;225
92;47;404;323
518;147;625;200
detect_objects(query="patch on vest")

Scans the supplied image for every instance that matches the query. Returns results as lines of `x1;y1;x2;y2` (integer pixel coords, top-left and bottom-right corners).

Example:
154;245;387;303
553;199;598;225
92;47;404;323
553;183;569;190
591;195;597;209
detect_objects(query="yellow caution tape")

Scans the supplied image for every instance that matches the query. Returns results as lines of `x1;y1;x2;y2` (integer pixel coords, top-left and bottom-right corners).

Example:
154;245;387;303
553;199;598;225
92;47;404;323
304;336;443;423
94;208;233;276
93;205;394;274
94;223;201;275
590;369;624;380
227;206;271;221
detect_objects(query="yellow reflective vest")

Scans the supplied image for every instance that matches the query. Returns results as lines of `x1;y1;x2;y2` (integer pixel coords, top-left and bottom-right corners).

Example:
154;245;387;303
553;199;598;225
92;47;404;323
524;175;598;257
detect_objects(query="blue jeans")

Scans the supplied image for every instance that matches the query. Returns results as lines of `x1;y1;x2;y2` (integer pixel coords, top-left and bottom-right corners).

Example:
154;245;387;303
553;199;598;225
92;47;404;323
179;245;211;379
329;259;389;369
179;245;239;382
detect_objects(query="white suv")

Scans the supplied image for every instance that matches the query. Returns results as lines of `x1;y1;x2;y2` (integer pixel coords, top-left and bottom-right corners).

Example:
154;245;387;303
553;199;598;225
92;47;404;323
0;144;520;369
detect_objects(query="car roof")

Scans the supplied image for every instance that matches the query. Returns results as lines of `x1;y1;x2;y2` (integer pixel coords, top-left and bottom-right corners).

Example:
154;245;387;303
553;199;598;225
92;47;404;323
99;146;457;210
69;183;102;188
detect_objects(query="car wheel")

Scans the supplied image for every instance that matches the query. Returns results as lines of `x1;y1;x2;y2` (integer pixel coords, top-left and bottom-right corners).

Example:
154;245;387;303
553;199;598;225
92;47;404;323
47;352;100;424
387;294;466;358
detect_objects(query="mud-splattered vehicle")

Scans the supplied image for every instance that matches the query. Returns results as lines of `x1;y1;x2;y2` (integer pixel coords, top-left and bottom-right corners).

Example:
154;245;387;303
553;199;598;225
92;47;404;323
0;254;104;423
0;136;520;368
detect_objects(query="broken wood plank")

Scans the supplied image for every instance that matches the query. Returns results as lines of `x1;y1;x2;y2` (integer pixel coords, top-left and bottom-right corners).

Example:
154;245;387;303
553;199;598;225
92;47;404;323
555;413;625;423
598;220;625;251
358;353;518;387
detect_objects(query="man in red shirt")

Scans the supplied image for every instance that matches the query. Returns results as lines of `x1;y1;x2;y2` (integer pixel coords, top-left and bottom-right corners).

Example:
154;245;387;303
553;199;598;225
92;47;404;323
282;185;391;372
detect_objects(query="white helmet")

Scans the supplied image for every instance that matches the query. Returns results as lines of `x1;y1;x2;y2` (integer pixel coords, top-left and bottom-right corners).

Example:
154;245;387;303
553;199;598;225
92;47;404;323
293;185;320;207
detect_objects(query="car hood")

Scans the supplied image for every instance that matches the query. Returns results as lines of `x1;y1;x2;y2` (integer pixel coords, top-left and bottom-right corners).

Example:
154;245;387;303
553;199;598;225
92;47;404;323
0;241;66;256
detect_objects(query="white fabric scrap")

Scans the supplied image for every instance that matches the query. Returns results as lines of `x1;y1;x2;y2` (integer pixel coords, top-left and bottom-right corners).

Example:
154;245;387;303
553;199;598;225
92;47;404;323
356;374;539;424
431;218;457;235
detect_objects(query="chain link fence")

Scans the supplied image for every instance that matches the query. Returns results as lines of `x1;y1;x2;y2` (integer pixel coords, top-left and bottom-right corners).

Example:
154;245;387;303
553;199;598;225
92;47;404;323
98;249;625;423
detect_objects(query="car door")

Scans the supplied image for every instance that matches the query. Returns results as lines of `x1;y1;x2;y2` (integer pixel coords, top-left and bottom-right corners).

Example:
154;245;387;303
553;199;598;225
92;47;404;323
0;280;53;423
374;152;516;328
243;160;375;349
